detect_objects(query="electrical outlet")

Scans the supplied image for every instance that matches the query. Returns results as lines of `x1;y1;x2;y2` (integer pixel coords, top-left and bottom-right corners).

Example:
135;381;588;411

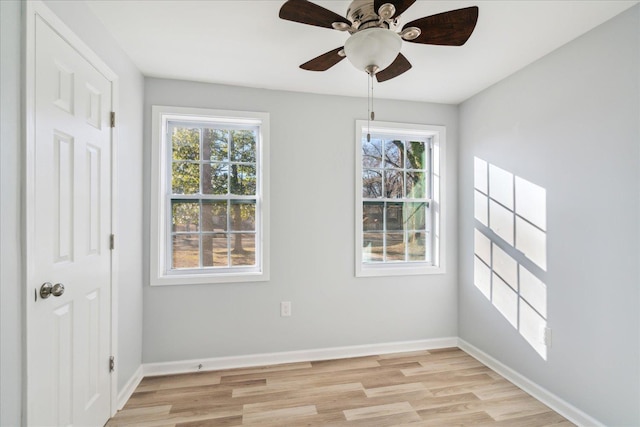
280;301;291;317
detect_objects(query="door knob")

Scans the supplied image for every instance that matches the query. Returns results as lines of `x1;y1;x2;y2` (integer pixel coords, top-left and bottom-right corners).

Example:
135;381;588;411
40;282;65;299
52;283;65;297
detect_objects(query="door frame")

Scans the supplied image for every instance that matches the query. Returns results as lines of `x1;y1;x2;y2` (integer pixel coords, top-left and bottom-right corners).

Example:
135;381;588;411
23;0;120;422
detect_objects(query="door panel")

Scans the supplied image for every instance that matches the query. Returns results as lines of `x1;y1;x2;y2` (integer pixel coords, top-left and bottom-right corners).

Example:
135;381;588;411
52;303;73;426
28;15;113;426
54;131;75;263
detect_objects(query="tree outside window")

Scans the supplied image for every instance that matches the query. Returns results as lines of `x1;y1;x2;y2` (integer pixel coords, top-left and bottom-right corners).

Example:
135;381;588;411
169;124;258;270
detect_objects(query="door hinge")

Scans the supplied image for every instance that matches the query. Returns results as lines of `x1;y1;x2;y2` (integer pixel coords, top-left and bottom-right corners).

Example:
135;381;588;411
109;356;115;373
110;112;116;128
110;234;115;250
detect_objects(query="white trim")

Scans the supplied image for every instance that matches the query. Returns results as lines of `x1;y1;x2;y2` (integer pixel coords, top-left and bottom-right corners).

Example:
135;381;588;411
117;365;144;410
354;120;446;277
143;337;459;377
23;1;119;422
458;339;605;427
150;105;270;286
109;79;120;417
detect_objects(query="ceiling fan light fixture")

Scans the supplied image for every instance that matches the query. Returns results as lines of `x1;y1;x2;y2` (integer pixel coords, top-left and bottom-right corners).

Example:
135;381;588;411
344;28;401;74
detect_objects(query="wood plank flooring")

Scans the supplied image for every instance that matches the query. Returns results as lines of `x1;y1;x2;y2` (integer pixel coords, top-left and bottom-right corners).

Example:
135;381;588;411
107;348;573;426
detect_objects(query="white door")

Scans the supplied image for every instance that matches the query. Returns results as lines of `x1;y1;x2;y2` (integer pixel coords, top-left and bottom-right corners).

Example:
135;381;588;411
27;15;113;426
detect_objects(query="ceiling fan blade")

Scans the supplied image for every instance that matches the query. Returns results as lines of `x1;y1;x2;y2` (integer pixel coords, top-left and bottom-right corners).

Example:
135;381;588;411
403;6;479;46
300;47;346;71
374;0;416;19
279;0;351;29
375;53;412;82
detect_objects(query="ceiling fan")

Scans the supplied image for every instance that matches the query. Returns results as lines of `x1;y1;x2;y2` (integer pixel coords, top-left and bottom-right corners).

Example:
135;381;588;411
279;0;479;82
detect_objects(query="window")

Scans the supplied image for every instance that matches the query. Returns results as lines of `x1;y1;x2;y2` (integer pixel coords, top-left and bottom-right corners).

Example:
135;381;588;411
355;121;445;277
150;106;269;285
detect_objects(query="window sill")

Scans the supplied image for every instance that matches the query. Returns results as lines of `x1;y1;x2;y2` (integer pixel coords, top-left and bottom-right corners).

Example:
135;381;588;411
356;263;445;278
150;269;269;286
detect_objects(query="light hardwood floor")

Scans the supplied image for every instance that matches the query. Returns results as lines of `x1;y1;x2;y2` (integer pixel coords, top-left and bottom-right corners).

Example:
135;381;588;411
107;348;574;426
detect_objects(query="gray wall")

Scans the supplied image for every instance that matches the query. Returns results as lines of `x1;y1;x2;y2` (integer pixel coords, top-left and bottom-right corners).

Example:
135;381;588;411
458;6;640;426
1;1;24;425
0;2;145;423
143;79;459;362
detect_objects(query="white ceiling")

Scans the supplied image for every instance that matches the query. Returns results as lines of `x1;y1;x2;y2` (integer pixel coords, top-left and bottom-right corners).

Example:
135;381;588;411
86;0;638;104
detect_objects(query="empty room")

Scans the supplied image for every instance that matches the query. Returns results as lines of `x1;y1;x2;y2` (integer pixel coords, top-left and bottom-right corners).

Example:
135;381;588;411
1;0;639;426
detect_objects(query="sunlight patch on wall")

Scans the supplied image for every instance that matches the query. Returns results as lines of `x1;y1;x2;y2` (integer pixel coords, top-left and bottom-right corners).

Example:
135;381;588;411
473;157;488;227
489;200;514;246
473;156;548;360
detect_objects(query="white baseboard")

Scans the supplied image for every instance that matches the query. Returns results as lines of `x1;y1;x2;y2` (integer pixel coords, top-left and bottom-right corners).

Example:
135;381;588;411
117;365;144;410
458;339;604;427
143;337;459;377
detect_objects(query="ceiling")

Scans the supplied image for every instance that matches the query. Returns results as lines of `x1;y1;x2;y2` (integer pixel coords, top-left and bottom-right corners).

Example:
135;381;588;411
86;0;638;104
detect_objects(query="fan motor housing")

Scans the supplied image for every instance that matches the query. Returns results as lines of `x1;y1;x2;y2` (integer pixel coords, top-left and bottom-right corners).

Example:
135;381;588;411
347;0;398;31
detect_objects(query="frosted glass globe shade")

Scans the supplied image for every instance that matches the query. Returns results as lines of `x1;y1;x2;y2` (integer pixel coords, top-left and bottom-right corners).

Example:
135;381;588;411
344;28;402;73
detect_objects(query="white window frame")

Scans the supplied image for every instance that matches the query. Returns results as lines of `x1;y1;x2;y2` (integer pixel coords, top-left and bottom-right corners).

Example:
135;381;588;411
150;105;270;285
355;120;446;277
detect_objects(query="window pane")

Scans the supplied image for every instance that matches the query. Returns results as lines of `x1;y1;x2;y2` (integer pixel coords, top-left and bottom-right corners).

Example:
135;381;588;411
231;233;256;266
202;201;227;232
404;202;426;231
408;232;427;261
384;140;403;168
172;234;200;269
172;127;200;161
203;129;228;162
230;200;256;231
385;232;405;261
230;164;256;195
406;172;426;199
363;232;383;262
203;163;228;195
202;233;229;267
172;201;199;232
386;202;404;231
362;138;383;168
406;141;426;170
230;130;256;162
172;162;200;194
362;169;382;198
384;170;403;198
363;202;383;231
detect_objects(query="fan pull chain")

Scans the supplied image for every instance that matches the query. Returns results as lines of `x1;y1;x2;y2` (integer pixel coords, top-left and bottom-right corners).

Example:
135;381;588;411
367;72;375;142
367;72;371;142
371;72;375;122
